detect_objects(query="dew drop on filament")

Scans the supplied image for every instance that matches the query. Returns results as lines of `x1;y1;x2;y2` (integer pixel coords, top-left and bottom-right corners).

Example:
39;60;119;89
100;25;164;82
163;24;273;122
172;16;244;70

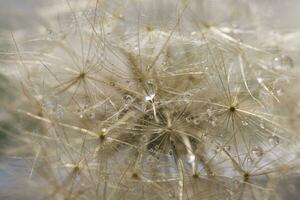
268;135;280;146
186;116;193;123
145;94;155;101
187;154;195;164
141;135;148;142
190;31;196;36
89;112;96;119
207;108;213;117
272;55;294;70
123;94;133;104
144;80;157;102
55;104;64;119
241;120;249;126
101;128;108;134
251;146;263;157
193;118;200;125
224;146;231;151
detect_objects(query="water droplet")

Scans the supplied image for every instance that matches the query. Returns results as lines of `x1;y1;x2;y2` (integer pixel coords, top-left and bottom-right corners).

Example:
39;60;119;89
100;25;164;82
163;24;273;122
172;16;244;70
161;61;167;66
144;80;157;101
109;82;115;86
210;119;217;127
241;121;248;126
146;65;152;71
190;31;197;36
183;92;192;102
224;145;231;151
193;118;200;125
42;101;54;112
260;121;265;129
207;108;213;117
187;154;195;164
186;116;193;123
55;104;64;119
233;179;240;189
101;128;108;134
272;55;294;70
141;135;148;142
89;112;96;119
83;105;88;109
201;132;208;140
168;192;175;198
145;94;155;101
147;155;155;162
215;145;221;153
276;89;284;96
251;146;263;157
123;94;133;104
257;77;263;83
146;79;156;88
246;156;253;163
268;135;280;146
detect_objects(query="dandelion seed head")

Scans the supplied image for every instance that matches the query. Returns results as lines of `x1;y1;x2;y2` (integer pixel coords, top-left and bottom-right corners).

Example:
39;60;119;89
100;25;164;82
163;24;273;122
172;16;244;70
3;0;300;199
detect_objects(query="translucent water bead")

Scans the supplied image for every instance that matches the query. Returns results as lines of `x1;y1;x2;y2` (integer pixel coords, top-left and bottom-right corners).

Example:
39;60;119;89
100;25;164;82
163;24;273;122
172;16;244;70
55;104;64;119
251;146;263;157
144;80;157;101
272;55;294;70
268;135;280;146
123;94;133;104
